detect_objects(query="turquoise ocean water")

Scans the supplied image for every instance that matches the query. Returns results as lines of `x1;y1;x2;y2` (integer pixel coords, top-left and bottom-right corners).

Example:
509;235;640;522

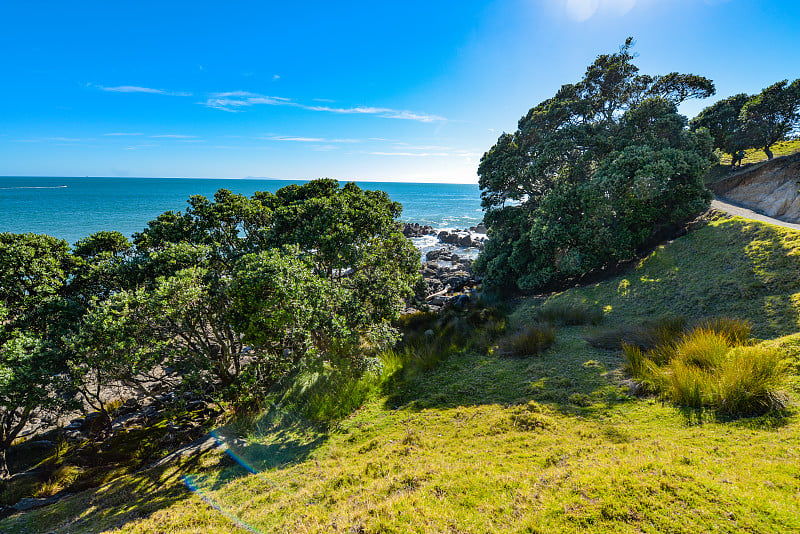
0;177;483;246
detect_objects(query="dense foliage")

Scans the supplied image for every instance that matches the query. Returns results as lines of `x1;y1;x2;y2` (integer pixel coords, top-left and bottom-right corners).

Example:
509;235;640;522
475;39;716;291
0;180;419;475
0;234;77;477
691;79;800;162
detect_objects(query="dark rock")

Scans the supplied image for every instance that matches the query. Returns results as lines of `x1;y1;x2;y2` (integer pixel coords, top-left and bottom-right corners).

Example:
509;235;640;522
80;411;110;435
443;272;471;291
6;440;56;473
112;412;146;431
451;294;470;309
65;418;83;430
402;223;437;237
12;493;72;512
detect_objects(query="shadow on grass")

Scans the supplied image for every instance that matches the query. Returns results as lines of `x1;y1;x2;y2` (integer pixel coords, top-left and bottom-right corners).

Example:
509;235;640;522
0;408;329;534
384;327;636;420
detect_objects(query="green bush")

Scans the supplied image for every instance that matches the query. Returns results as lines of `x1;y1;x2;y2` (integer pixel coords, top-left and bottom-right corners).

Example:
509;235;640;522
499;324;556;357
535;301;603;326
474;40;716;292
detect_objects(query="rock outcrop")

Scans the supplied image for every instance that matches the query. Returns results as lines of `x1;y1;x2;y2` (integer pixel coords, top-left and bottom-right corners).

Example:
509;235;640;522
710;153;800;223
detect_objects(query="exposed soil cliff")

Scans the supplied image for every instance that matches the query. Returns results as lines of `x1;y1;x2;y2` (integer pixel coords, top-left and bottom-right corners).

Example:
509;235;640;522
710;152;800;223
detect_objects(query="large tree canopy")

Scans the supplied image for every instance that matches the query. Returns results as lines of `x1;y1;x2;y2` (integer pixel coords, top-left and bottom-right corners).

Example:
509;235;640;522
70;180;420;409
475;39;716;291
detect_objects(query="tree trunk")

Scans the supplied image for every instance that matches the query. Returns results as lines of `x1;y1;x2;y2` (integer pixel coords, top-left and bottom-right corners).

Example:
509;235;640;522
0;447;9;480
764;145;774;160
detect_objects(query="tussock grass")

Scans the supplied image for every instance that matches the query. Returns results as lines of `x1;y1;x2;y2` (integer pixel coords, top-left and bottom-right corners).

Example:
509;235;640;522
587;315;687;351
499;323;556;357
623;325;790;416
716;346;790;416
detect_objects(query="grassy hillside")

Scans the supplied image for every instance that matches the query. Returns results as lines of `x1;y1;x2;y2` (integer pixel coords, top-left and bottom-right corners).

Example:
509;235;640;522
4;213;800;533
718;138;800;166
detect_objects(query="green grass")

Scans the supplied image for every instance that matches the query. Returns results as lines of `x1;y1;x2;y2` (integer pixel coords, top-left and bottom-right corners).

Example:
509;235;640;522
527;213;800;339
2;213;800;533
533;301;604;326
718;138;800;166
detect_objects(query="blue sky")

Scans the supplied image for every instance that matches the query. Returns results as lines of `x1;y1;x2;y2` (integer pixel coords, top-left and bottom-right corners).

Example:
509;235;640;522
1;0;798;183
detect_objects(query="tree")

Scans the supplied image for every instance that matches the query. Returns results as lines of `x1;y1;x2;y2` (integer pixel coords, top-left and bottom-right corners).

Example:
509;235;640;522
0;234;75;477
72;180;420;408
690;93;751;165
475;39;716;291
740;79;800;160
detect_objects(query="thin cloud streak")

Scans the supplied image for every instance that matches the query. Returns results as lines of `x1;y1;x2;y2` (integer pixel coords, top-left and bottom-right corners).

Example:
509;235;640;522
259;135;359;143
97;85;192;96
201;91;445;122
369;151;451;157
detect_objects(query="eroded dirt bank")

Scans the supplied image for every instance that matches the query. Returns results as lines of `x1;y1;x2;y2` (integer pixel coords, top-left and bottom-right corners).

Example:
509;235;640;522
710;152;800;223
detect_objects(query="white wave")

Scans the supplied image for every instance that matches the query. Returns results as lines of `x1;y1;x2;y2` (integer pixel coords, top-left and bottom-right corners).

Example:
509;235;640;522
0;185;67;190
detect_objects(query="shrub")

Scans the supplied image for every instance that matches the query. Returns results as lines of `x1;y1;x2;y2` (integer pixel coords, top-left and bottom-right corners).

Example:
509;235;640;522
500;324;556;357
535;301;603;326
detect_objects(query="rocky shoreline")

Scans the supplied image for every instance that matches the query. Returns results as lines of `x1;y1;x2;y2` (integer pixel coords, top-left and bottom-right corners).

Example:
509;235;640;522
401;222;487;312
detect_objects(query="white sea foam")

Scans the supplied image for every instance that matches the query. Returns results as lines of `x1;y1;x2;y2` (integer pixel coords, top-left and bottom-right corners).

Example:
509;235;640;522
0;185;67;190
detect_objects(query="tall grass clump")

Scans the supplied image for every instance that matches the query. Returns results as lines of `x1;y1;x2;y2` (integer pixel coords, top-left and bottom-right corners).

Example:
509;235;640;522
587;315;687;351
622;320;789;417
499;323;556;357
535;301;603;326
716;346;789;416
588;315;751;352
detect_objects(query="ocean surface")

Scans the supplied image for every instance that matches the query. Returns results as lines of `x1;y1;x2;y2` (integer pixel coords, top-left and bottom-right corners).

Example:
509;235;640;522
0;177;484;248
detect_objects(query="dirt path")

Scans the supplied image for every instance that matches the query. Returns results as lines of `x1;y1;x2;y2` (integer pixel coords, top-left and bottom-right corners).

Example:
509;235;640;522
711;199;800;231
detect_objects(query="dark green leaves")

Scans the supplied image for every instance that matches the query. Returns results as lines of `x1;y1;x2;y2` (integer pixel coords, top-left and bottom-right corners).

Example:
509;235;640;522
476;40;716;292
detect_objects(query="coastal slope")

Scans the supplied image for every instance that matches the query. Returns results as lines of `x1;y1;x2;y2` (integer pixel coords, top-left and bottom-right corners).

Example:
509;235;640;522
2;212;800;533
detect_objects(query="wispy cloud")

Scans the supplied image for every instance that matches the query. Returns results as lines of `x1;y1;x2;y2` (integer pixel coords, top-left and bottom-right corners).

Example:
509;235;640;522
42;137;83;142
201;91;445;122
258;135;359;143
303;104;445;122
150;134;196;138
203;92;291;111
368;147;479;159
369;151;452;157
124;144;157;150
96;85;192;96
